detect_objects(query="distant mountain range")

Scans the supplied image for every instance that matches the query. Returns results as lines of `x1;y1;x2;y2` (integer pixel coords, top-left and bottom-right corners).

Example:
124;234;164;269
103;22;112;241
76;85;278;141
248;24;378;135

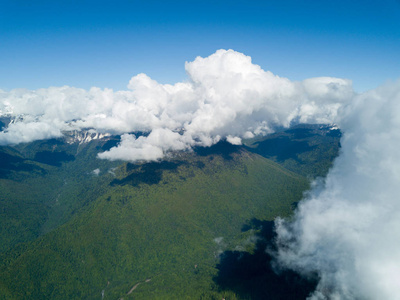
0;124;340;299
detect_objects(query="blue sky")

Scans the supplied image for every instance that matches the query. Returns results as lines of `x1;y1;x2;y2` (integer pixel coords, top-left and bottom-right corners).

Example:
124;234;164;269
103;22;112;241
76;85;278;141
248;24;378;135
1;0;399;92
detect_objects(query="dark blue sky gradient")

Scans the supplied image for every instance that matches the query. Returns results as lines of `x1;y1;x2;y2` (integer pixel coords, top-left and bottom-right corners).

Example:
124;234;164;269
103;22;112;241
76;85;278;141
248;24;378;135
1;0;399;92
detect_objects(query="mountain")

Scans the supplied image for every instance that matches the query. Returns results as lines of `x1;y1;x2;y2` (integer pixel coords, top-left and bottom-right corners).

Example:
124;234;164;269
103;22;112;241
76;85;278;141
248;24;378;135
0;125;340;299
244;124;341;178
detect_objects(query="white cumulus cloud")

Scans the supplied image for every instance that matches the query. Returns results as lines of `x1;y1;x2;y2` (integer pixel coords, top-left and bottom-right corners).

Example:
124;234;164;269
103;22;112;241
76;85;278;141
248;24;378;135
274;79;400;299
0;49;354;161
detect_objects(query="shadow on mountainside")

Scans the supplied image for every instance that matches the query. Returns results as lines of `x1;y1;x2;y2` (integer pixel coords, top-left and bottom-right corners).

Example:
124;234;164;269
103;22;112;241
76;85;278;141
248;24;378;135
110;161;184;187
194;141;240;161
0;150;45;178
111;141;241;187
34;151;75;167
214;219;317;300
250;136;316;162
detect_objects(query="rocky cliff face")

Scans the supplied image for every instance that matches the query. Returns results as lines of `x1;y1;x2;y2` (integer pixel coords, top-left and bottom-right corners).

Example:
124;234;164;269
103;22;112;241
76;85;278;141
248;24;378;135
62;130;112;144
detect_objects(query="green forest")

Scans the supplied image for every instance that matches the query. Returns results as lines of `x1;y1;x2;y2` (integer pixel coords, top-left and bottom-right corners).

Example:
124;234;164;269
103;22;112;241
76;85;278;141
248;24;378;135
0;125;340;299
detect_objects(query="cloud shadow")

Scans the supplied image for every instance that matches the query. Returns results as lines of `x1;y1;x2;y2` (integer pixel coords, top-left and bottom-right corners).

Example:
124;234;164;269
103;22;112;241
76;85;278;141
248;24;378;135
194;141;240;160
110;161;183;187
34;151;75;167
214;218;317;299
0;149;45;178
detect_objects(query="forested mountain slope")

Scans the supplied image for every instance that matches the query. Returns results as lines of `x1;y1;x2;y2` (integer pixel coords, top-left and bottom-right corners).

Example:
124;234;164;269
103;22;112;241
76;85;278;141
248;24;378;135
0;125;340;299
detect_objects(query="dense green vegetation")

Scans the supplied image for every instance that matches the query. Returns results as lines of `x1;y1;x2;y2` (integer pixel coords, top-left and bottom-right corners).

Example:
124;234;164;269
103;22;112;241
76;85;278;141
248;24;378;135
0;126;340;299
244;124;341;178
0;138;120;254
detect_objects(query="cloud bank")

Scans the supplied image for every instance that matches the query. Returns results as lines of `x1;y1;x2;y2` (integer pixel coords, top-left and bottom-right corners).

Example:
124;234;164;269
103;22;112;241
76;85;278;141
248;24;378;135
0;49;352;161
274;80;400;299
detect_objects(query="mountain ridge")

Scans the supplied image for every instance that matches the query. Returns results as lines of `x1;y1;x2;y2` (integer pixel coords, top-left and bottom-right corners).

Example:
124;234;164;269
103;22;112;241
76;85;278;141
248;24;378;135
0;125;340;299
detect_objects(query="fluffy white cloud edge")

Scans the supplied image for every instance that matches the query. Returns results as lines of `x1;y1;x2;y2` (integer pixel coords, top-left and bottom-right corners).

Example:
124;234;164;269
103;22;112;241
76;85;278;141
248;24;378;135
0;49;353;162
274;79;400;299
